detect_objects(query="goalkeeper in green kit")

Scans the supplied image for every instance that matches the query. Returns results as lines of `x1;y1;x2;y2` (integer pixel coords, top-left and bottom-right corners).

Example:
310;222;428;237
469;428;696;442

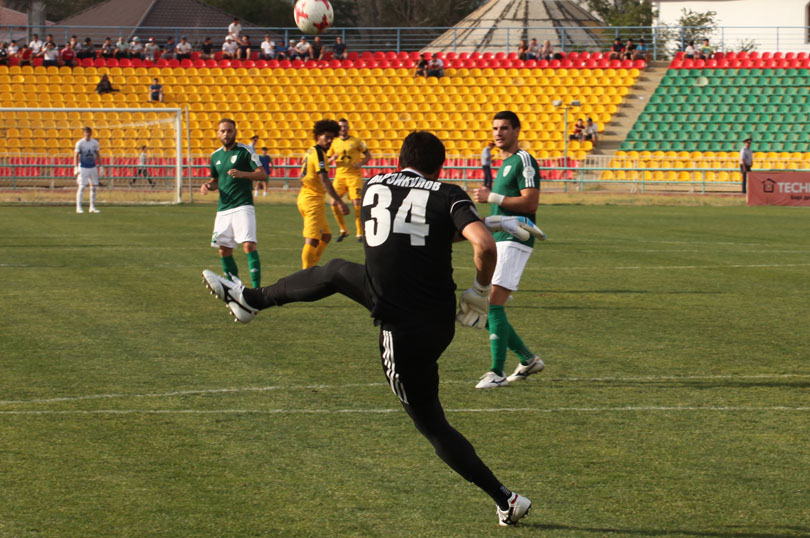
470;110;546;389
200;118;267;287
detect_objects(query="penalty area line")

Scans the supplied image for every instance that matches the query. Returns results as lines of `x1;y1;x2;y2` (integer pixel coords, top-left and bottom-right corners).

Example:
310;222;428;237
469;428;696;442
1;406;810;416
2;374;809;406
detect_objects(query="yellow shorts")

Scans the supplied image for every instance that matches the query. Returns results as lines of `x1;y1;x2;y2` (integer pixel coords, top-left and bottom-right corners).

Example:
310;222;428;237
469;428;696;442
297;193;331;239
333;174;364;201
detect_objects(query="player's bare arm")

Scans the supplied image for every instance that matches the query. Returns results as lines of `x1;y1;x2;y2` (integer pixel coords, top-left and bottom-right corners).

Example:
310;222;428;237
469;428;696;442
201;178;218;194
356;149;372;169
472;186;539;214
227;166;267;182
461;220;497;286
321;171;349;214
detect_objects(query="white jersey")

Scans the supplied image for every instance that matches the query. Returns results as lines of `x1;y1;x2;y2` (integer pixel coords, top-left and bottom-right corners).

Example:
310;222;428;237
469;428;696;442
75;138;100;168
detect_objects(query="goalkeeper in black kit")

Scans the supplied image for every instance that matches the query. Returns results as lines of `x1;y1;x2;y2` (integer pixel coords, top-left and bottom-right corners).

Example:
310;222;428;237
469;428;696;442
202;131;542;526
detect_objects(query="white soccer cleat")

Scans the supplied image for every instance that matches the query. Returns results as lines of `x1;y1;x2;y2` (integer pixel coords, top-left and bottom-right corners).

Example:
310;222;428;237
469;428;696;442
76;208;84;214
89;208;100;213
506;356;545;382
475;371;509;389
201;269;258;323
497;492;531;526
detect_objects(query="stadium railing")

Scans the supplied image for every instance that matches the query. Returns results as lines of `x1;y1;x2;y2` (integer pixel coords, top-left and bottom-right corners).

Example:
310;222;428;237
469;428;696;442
5;24;810;62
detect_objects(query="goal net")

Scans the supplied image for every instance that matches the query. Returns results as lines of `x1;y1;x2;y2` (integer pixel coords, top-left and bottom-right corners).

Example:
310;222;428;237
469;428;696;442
0;107;187;204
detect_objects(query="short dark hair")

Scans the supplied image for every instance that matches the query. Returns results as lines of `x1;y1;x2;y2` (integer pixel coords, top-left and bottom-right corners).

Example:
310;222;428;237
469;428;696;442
493;110;520;129
398;131;445;176
338;118;348;123
82;127;92;134
218;118;236;128
313;119;340;139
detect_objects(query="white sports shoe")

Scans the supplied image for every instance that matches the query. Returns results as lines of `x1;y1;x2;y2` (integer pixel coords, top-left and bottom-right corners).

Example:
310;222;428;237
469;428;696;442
497;492;531;526
89;208;100;213
506;356;545;382
201;269;258;323
76;207;84;213
475;371;509;389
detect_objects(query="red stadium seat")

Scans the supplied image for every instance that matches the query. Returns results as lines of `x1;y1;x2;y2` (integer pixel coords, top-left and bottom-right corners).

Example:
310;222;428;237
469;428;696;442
218;59;231;67
279;59;291;68
706;59;718;68
205;59;217;67
191;51;201;60
119;59;132;67
633;59;646;69
361;51;373;60
567;51;579;61
81;58;93;67
397;51;409;60
694;59;705;68
131;58;143;67
292;59;305;68
470;52;481;59
384;51;396;60
621;59;633;68
445;52;457;61
506;52;518;60
193;59;205;67
748;51;760;59
761;51;772;60
347;51;359;60
180;59;193;67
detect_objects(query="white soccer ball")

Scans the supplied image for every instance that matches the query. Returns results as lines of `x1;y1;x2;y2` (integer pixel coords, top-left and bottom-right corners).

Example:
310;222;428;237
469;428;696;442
294;0;334;35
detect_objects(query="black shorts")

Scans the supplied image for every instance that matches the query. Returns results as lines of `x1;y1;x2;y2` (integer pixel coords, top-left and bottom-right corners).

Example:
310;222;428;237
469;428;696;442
377;316;454;407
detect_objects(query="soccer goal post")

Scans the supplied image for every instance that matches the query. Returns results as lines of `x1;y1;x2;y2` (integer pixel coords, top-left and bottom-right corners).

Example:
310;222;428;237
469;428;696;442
0;107;187;204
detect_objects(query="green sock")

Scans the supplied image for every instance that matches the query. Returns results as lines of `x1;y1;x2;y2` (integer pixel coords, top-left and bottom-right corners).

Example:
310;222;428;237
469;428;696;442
507;324;536;364
221;255;238;280
488;305;509;376
246;250;261;287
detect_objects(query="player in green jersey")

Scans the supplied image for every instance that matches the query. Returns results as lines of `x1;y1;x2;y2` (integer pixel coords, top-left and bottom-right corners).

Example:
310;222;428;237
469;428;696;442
472;110;545;388
200;118;267;287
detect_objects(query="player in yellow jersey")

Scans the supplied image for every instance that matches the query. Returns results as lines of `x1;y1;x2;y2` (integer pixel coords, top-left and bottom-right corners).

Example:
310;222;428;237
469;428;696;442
298;119;349;269
327;118;372;242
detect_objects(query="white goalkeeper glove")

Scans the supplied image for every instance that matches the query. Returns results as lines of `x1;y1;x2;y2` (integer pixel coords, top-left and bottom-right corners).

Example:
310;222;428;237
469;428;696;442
456;279;491;329
484;215;546;241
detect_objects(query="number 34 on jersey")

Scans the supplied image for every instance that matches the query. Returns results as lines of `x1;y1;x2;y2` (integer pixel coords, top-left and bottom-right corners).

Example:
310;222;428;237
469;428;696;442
362;174;443;247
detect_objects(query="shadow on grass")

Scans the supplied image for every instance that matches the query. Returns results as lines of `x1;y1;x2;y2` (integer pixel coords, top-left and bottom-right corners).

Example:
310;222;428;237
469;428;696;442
529;522;810;537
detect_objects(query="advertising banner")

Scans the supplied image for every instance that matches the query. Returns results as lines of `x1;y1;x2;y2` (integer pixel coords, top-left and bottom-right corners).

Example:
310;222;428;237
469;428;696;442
747;171;810;206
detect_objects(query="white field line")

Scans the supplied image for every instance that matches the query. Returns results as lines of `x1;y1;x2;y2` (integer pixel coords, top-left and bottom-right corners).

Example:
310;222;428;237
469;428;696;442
3;262;810;271
1;374;808;407
2;406;809;416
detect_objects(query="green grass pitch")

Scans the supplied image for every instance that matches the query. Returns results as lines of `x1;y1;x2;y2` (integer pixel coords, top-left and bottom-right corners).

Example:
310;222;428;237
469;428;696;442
1;203;809;537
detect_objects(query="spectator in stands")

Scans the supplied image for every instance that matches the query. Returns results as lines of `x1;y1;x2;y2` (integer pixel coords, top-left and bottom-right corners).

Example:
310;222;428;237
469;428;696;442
76;37;95;60
286;39;299;60
310;36;324;60
739;137;752;194
415;53;429;77
163;37;177;60
221;36;238;60
114;37;129;59
684;41;697;60
256;147;272;197
623;38;637;60
275;40;288;60
526;38;540;60
236;35;251;59
29;33;44;57
260;35;276;60
517;39;529;61
100;37;115;59
294;36;311;61
176;36;192;61
6;40;19;59
42;41;59;67
698;39;714;60
583;118;599;145
609;38;624;60
427;55;444;78
249;135;259;152
0;43;8;66
18;45;33;66
635;38;649;61
481;141;494;188
44;34;56;49
332;36;347;60
540;39;562;61
228;18;242;41
200;37;215;60
68;35;79;51
129;36;144;60
144;37;161;61
60;41;77;67
570;119;585;141
149;78;164;102
95;74;118;95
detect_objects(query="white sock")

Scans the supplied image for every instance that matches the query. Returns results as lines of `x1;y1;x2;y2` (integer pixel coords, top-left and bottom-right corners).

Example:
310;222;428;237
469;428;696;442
253;190;258;196
90;186;97;210
76;185;84;210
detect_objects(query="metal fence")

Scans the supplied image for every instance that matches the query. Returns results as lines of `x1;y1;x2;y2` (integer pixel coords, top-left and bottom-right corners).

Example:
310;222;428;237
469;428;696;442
1;152;782;197
3;25;810;61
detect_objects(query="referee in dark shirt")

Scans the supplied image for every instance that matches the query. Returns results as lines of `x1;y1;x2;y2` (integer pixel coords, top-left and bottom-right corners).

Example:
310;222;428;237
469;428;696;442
202;131;532;526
